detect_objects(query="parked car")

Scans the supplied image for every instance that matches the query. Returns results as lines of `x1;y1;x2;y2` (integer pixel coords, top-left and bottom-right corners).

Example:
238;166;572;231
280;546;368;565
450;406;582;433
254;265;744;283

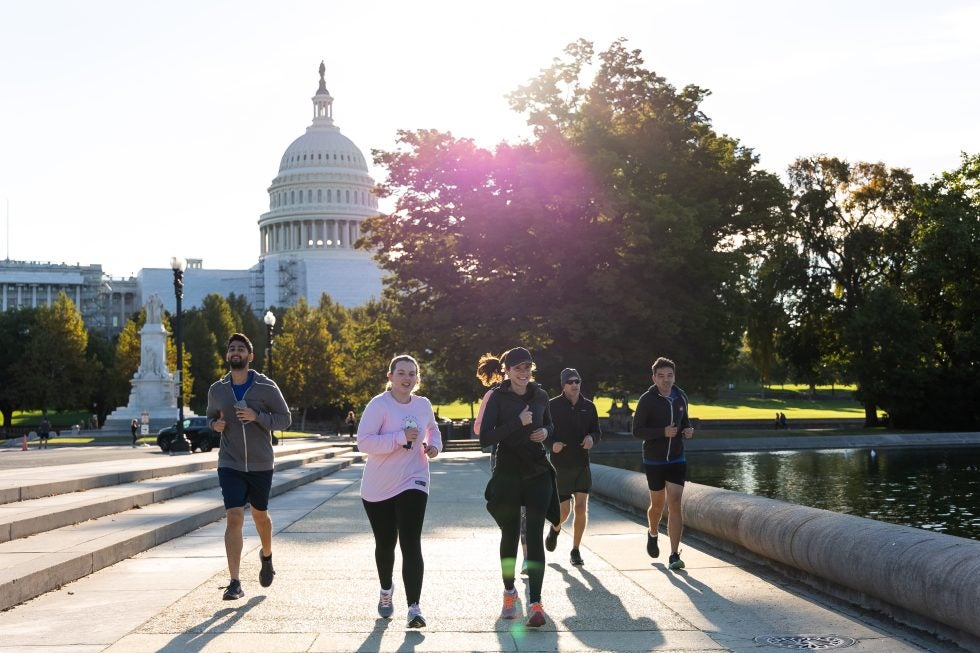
157;417;220;453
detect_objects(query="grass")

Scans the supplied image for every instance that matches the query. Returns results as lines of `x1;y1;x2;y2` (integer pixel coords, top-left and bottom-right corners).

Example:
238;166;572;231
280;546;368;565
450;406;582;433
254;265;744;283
433;385;865;421
26;429;315;447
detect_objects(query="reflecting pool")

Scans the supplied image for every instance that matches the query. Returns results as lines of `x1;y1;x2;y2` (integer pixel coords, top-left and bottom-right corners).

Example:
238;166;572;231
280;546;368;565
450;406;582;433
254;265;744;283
591;446;980;541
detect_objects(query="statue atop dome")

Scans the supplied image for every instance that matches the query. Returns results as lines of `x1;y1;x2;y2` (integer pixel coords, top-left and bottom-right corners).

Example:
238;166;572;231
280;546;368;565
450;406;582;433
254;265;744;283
317;60;328;94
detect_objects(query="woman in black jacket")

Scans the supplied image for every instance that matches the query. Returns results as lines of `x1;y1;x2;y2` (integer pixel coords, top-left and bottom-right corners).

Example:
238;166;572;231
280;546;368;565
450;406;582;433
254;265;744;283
477;347;559;628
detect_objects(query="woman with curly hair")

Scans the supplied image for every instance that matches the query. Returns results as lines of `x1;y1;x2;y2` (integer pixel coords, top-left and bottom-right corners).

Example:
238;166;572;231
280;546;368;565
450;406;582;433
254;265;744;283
477;347;559;628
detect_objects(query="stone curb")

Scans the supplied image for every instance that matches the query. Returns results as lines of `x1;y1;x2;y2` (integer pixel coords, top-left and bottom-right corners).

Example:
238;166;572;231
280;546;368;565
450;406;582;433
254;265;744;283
590;462;980;648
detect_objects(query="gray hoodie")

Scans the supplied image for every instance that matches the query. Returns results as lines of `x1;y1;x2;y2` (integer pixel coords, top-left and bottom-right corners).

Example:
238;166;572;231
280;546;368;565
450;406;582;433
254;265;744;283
206;371;291;472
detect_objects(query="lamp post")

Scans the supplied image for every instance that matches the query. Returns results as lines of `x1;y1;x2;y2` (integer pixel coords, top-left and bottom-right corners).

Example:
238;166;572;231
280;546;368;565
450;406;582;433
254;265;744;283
264;309;277;445
264;310;276;376
170;256;190;454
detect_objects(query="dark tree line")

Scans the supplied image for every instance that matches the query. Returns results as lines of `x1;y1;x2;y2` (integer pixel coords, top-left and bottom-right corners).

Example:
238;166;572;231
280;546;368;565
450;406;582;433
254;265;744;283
360;40;980;430
5;40;978;431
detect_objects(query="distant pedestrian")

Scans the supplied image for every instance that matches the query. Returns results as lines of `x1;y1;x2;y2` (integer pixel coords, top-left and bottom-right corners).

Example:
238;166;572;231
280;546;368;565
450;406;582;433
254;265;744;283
357;354;441;628
207;333;291;601
345;410;357;438
545;368;601;566
477;347;559;628
632;357;694;570
38;415;51;450
130;419;139;447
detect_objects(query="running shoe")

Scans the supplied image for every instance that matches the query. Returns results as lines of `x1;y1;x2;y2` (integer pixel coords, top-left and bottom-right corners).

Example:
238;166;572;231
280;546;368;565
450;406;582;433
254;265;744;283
378;585;395;618
646;532;659;558
569;548;584;566
526;602;546;627
259;551;275;587
407;603;426;628
668;552;685;570
545;527;559;552
222;579;244;600
500;589;520;620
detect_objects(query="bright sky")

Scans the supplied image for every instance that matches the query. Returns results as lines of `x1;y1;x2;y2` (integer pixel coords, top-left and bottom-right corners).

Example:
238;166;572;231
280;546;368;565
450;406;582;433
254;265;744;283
2;1;978;279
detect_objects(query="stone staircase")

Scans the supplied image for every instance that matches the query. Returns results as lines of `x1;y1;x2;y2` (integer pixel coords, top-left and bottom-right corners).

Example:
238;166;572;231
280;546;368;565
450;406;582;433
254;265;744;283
0;440;364;612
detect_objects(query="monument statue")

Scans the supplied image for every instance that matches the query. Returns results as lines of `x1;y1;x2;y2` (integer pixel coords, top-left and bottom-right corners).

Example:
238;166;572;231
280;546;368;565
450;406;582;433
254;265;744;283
105;294;195;430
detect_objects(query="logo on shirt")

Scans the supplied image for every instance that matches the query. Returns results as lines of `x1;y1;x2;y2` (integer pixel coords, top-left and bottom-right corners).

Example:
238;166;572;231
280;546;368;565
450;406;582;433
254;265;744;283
414;480;427;487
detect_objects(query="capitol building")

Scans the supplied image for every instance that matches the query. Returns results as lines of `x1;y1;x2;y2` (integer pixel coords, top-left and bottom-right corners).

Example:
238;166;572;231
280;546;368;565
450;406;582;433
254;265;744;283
0;63;384;333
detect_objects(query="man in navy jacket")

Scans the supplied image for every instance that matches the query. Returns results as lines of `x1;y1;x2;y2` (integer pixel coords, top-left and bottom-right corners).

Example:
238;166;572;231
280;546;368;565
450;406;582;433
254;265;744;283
632;357;694;570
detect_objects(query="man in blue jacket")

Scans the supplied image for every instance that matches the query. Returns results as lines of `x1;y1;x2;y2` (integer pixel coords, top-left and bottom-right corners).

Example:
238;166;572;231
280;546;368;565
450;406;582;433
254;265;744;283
632;357;694;570
207;333;291;600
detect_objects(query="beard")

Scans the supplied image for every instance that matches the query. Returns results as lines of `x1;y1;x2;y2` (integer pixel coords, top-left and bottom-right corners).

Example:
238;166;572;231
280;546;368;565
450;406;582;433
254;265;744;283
229;357;248;370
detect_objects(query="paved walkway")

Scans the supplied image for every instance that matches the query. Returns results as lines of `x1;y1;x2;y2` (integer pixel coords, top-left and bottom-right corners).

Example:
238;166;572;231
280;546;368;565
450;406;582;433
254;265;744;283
0;452;956;652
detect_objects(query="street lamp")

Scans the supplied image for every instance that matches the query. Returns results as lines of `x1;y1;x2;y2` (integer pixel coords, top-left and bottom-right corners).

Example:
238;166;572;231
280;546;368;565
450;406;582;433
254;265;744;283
263;309;277;445
263;310;276;376
170;256;190;454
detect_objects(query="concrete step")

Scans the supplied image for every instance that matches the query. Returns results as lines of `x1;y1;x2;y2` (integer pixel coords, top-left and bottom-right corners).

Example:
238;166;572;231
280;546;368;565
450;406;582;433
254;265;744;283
443;439;484;452
0;449;366;611
0;440;345;505
0;444;355;544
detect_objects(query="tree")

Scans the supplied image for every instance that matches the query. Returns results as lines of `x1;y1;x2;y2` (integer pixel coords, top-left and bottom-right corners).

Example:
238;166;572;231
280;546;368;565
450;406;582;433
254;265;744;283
899;153;980;428
783;156;916;424
0;307;37;426
273;297;342;430
11;293;91;413
182;309;223;413
86;330;127;423
201;294;237;366
363;40;785;399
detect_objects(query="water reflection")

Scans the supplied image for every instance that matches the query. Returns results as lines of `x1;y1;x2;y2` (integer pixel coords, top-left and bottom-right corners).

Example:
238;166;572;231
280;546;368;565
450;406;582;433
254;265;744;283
591;446;980;541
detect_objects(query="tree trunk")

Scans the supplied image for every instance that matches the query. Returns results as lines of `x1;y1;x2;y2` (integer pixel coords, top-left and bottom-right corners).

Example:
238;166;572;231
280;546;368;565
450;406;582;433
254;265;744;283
863;401;879;427
1;408;11;428
300;407;307;432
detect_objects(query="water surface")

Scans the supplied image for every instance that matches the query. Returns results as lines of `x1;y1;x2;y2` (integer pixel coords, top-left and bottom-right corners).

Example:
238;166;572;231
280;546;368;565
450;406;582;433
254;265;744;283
591;446;980;540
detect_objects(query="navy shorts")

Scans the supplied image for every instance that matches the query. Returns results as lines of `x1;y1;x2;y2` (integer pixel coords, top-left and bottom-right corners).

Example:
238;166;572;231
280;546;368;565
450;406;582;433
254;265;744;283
218;467;273;511
644;461;687;491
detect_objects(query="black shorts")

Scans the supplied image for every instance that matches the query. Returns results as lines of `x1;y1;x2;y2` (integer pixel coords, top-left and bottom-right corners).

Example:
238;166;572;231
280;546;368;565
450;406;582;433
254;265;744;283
555;465;591;501
218;467;274;511
644;461;687;491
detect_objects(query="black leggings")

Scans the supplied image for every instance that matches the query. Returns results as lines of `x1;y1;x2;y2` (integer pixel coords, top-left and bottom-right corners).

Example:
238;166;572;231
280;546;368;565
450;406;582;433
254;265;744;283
493;472;553;604
362;489;428;606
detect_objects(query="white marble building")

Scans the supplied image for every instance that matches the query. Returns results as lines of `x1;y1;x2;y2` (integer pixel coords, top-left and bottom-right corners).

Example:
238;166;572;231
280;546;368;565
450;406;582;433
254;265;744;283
1;63;384;329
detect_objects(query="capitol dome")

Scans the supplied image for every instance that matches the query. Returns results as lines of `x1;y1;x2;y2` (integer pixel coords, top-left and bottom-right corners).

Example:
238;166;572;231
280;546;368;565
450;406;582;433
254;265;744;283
256;62;383;309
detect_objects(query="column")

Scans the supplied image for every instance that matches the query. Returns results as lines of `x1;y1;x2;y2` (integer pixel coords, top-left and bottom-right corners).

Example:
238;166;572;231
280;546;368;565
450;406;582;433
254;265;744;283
2;284;6;311
75;285;81;307
31;284;38;307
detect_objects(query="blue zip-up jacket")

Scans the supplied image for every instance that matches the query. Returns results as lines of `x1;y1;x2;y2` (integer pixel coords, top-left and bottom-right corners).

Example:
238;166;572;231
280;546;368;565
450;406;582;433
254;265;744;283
631;385;691;463
206;371;291;472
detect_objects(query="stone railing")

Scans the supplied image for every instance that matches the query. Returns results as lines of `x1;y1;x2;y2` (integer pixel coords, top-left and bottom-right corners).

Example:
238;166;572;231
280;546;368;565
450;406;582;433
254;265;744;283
590;463;980;650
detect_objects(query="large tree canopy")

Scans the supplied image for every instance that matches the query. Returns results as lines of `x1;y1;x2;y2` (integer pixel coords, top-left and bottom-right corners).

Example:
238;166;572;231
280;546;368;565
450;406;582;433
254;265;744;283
362;39;784;399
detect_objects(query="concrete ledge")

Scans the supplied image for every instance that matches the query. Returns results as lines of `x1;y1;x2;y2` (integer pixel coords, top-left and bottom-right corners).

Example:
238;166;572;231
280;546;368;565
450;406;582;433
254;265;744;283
0;441;351;505
590;463;980;645
0;452;364;611
0;446;354;543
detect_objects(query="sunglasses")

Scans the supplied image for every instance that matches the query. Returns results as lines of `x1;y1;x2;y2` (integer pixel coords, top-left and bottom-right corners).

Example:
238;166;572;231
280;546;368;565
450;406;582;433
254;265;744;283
565;379;581;385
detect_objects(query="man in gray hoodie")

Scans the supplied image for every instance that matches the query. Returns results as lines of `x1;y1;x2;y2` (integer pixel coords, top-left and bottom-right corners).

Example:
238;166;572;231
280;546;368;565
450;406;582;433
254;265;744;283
207;333;291;600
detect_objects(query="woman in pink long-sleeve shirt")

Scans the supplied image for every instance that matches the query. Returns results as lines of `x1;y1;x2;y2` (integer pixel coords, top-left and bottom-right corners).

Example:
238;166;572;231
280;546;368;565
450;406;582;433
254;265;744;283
357;354;441;629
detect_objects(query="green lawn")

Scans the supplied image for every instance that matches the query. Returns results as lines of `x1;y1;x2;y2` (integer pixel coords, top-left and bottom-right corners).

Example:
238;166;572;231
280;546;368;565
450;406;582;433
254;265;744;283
434;386;865;421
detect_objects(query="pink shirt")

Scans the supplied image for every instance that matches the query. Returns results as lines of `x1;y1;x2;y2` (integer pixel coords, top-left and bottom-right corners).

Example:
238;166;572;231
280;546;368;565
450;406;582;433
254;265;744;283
357;391;442;502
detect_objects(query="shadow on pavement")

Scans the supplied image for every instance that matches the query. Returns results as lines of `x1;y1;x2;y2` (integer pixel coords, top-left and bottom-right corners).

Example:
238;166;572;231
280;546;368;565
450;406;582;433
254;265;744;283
152;595;266;652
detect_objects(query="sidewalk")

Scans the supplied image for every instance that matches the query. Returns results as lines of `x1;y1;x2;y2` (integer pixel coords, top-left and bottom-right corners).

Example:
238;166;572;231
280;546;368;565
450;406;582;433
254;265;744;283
0;452;954;652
